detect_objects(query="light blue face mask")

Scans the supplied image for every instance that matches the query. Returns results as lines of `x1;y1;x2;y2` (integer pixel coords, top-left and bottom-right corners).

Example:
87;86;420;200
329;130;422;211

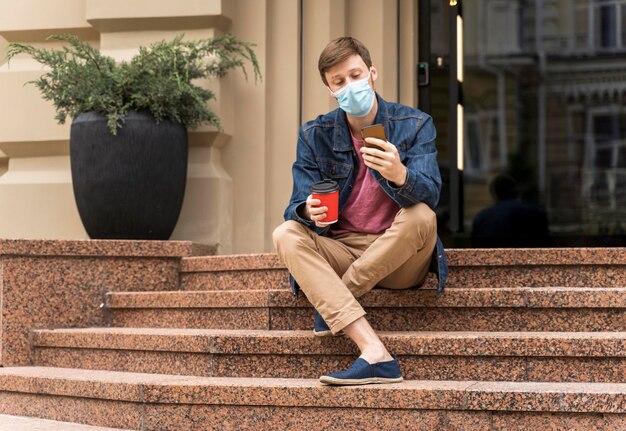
330;71;375;117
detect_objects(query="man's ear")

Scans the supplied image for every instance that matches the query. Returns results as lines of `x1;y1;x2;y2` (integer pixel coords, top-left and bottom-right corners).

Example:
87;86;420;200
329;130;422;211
370;65;378;83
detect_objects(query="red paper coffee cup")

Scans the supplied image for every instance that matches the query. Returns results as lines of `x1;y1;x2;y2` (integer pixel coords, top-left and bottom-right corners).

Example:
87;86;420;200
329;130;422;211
311;179;339;225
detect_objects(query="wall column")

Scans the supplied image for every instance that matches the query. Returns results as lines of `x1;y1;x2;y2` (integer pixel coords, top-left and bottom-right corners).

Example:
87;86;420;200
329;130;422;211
0;0;238;251
0;0;97;240
85;0;236;252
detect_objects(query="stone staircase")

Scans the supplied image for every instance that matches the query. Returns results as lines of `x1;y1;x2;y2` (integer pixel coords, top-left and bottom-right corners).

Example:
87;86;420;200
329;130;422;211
0;245;625;430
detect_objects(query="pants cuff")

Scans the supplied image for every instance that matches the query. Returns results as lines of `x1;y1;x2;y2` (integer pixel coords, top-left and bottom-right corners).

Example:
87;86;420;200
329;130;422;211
330;308;367;334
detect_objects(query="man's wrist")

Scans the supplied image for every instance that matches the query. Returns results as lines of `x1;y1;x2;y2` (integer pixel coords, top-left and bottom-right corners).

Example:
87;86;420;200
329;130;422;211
296;202;310;220
394;167;408;187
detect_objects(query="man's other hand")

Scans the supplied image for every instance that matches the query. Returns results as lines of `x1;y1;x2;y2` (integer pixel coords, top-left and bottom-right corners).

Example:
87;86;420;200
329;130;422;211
361;138;408;186
304;194;330;227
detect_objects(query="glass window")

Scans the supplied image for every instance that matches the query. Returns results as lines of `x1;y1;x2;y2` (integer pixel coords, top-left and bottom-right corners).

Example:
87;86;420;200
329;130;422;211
466;119;483;173
622;4;626;47
430;0;626;247
596;3;617;49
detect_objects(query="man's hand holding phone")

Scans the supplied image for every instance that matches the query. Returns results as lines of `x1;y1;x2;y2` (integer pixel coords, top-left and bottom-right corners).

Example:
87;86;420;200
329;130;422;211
360;125;408;187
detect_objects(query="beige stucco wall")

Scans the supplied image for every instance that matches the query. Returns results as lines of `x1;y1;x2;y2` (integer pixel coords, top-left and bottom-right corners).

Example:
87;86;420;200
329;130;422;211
0;0;417;253
0;35;7;175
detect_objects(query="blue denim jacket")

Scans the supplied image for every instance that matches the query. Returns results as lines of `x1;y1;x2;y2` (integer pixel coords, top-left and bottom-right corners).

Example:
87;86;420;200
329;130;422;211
283;94;448;294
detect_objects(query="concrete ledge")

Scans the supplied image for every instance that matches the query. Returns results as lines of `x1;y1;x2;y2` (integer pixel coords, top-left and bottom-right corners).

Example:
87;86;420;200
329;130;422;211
107;287;626;309
0;239;216;257
106;289;626;333
0;414;133;431
448;247;626;266
0;0;92;35
31;327;626;358
180;249;626;290
181;253;283;272
29;327;626;383
0;367;625;413
0;239;216;366
85;0;232;32
180;248;626;272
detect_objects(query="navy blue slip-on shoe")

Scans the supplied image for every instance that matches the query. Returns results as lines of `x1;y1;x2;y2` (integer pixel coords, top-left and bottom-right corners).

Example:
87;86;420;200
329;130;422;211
319;355;403;385
313;309;342;337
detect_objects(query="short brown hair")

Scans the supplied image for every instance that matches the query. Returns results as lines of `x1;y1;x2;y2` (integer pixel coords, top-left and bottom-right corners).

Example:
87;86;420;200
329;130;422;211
318;37;373;86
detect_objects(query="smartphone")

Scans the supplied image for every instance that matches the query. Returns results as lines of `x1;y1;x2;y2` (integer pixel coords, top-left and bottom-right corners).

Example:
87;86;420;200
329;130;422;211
360;124;387;152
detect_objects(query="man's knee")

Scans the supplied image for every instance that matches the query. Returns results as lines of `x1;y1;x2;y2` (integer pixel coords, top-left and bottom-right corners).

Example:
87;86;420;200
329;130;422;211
396;203;437;240
272;220;307;250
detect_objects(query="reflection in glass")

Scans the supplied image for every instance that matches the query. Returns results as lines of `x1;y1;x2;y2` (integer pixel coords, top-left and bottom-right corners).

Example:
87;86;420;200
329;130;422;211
430;0;626;246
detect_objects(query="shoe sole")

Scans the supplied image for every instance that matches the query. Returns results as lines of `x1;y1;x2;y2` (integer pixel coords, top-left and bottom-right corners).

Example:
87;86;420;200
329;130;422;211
319;376;404;386
313;329;343;337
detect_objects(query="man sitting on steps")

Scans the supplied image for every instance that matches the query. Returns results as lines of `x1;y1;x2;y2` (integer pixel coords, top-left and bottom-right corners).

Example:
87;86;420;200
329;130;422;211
273;37;448;386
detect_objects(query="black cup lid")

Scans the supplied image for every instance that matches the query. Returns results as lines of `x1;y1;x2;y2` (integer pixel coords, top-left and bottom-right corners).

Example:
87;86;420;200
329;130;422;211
310;179;339;194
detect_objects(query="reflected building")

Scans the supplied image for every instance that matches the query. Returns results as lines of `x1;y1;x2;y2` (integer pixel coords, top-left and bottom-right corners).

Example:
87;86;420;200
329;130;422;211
429;0;626;247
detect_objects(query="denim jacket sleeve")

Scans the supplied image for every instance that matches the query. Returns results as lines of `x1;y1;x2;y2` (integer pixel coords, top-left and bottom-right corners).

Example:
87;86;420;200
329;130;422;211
283;129;328;234
377;115;441;210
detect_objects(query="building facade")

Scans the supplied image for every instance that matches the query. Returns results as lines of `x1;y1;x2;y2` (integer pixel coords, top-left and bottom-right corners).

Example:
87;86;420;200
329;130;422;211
0;0;419;253
1;0;624;252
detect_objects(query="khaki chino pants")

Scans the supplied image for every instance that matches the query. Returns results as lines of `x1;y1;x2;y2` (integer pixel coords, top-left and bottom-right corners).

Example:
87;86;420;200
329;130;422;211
273;203;437;334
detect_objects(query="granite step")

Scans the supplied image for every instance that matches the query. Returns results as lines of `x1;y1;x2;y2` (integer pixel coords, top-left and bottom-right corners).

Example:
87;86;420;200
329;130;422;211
0;366;624;430
179;248;626;291
0;414;136;431
31;328;626;382
106;287;626;332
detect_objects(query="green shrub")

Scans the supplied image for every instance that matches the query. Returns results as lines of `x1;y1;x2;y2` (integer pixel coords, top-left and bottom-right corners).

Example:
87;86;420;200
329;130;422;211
6;34;261;135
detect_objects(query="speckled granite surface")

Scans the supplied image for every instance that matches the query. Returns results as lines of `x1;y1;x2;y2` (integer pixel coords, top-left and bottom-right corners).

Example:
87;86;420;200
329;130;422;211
108;287;626;308
0;239;215;257
0;414;134;431
179;248;626;290
490;412;618;431
181;265;626;290
0;393;142;430
181;270;289;291
2;245;626;429
448;248;626;266
179;248;626;271
272;306;626;332
106;287;626;332
145;405;457;431
180;253;283;272
0;367;624;413
440;266;626;288
111;308;271;330
0;240;214;367
32;328;626;357
32;345;626;383
29;328;626;382
1;400;622;431
142;406;623;431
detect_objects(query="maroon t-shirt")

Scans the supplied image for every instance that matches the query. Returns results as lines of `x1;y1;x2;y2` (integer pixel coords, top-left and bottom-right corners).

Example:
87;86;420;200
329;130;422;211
330;134;400;236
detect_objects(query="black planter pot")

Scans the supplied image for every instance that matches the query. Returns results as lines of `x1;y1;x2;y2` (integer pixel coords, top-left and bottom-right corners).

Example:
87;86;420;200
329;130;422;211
70;111;188;240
